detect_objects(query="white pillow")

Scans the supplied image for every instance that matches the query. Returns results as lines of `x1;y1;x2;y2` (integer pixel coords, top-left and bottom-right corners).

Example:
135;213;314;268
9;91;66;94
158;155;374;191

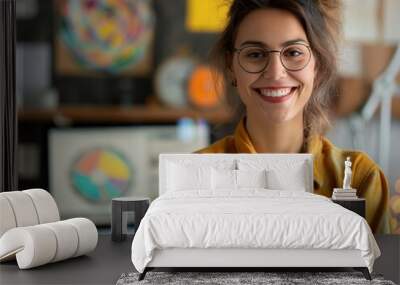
167;162;211;191
237;169;267;188
212;169;267;190
212;168;236;190
266;164;307;191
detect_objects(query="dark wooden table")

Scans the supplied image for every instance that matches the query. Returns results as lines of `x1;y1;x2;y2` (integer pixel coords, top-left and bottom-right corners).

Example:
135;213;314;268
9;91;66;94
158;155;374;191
331;198;366;218
0;233;398;285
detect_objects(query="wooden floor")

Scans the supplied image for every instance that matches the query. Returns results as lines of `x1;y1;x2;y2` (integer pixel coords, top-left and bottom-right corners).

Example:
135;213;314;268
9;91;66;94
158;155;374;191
0;233;398;285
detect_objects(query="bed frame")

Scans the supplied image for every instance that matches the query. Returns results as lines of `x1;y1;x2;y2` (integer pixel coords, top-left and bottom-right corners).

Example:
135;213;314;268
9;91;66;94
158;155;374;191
140;248;371;280
138;154;372;281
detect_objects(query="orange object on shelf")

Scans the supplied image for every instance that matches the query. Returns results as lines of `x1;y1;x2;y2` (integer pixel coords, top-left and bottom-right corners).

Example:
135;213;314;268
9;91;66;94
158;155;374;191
188;65;225;109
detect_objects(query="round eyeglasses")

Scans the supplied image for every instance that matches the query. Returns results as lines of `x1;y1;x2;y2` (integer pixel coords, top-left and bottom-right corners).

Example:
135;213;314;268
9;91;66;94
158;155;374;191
233;43;312;73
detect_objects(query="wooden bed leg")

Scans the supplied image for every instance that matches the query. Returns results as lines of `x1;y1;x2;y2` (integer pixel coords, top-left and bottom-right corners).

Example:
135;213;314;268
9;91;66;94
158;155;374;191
354;267;371;280
361;268;372;280
138;268;148;281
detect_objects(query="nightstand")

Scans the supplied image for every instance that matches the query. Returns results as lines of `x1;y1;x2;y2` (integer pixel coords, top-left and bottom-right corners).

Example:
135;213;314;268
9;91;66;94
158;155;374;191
111;197;150;242
331;198;365;218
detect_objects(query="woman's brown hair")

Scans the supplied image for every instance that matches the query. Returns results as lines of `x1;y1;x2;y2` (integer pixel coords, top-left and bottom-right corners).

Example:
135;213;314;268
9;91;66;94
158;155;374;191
211;0;341;140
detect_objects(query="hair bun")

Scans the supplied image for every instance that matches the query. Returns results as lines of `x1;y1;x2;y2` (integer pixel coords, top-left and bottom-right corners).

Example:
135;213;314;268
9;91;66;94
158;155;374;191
314;0;340;9
314;0;341;17
313;0;342;41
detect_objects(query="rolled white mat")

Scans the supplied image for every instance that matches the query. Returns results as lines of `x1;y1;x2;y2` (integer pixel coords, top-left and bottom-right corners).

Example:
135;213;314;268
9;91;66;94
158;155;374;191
0;218;97;269
0;195;17;237
42;221;79;263
0;226;57;269
63;218;98;257
1;192;39;227
23;189;60;224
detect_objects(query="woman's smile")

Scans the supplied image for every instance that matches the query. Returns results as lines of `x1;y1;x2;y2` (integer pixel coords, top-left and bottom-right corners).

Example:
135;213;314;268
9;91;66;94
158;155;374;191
253;86;298;104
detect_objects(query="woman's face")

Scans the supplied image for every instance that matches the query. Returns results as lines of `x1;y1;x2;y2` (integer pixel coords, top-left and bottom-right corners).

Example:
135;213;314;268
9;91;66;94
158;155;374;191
232;8;316;124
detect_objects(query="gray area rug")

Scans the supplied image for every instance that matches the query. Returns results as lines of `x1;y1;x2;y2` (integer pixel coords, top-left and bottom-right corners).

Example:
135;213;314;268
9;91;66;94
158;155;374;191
116;271;396;285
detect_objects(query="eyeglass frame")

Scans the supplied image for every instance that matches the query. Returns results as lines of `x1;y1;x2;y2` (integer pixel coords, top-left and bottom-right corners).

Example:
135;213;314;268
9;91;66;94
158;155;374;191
233;43;312;74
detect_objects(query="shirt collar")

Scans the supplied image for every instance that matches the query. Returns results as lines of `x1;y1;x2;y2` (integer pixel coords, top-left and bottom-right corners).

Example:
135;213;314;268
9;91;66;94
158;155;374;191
233;118;256;153
233;117;323;189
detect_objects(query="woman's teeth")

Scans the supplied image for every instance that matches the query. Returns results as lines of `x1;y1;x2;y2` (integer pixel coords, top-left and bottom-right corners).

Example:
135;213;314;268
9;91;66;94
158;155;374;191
259;87;293;97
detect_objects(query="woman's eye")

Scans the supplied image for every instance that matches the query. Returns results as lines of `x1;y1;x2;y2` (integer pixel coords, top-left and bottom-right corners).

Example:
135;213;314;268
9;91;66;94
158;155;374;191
245;51;265;59
285;49;303;57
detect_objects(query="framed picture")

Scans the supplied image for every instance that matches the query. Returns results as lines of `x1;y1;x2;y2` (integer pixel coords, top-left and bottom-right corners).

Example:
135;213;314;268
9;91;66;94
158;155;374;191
54;0;154;76
49;124;209;225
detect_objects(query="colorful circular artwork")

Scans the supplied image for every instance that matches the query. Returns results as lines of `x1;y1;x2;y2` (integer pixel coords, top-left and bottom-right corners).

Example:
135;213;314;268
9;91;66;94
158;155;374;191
58;0;154;73
70;148;133;202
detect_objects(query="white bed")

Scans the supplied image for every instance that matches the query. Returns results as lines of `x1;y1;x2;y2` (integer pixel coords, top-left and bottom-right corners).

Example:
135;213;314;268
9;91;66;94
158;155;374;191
131;154;380;280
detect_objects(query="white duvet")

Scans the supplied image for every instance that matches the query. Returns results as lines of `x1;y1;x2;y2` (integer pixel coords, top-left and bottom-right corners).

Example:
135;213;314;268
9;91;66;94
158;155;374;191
131;190;380;273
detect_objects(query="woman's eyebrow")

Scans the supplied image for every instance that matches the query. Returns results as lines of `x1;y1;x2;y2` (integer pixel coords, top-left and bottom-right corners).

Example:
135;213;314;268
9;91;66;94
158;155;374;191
239;40;266;47
239;38;308;48
283;38;308;46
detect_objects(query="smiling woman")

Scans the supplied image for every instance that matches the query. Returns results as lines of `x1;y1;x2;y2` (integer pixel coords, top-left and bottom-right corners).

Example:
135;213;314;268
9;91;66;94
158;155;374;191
210;0;340;150
196;0;391;234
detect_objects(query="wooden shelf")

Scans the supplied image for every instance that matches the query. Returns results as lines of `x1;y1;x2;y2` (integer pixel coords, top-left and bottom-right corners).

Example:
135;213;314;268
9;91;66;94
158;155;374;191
18;105;234;124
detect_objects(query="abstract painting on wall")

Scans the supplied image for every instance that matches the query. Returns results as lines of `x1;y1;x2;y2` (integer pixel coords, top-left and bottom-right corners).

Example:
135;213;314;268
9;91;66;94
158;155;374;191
54;0;154;75
70;147;134;202
49;124;209;225
49;128;148;225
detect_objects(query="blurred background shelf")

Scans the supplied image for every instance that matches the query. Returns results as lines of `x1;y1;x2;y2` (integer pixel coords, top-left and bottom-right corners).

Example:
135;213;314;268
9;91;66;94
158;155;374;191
18;105;234;124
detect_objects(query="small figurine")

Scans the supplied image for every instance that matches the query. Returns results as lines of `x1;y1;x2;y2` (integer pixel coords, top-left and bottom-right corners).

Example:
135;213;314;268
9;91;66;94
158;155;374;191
343;157;352;190
332;157;357;199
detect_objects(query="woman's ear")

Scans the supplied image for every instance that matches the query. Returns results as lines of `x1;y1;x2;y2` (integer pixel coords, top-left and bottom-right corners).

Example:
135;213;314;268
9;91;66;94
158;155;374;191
225;51;237;87
225;51;234;72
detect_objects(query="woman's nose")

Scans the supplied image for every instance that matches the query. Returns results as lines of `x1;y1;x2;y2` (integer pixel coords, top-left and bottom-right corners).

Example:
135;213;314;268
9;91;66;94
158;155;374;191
262;53;287;80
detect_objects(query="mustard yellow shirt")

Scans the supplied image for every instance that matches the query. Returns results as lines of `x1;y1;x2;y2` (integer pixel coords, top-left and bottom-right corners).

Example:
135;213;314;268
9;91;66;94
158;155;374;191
196;119;390;234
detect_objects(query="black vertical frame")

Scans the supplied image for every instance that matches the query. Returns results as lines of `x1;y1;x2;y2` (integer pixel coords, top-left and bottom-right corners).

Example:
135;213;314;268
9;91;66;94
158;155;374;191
0;0;17;192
